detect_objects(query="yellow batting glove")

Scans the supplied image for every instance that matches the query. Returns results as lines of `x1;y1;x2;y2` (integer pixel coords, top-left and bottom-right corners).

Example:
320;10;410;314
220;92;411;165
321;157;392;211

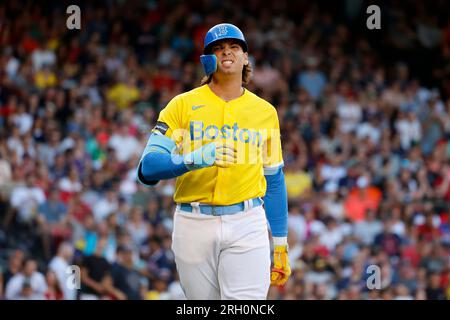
271;245;291;286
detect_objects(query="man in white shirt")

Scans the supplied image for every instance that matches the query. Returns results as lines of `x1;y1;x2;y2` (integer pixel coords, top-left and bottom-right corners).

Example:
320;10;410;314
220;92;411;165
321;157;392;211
12;104;34;135
337;94;362;134
49;242;76;300
319;217;344;251
10;175;46;223
288;203;326;242
320;156;347;186
395;110;422;150
5;258;47;300
92;190;119;222
108;125;141;163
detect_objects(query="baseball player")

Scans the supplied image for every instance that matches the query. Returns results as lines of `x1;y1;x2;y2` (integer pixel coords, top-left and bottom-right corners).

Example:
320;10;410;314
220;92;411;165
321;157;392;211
137;23;290;299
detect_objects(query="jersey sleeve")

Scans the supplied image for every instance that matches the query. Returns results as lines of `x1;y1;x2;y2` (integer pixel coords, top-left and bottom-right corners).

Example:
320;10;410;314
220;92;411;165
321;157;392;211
263;108;284;175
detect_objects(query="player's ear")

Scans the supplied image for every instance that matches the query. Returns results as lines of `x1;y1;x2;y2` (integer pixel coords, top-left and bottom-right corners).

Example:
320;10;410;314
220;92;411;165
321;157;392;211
244;52;249;65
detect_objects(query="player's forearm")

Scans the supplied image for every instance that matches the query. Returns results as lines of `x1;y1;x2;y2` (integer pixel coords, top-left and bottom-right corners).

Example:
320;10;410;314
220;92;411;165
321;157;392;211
263;168;288;240
140;152;190;181
137;133;191;186
137;133;219;186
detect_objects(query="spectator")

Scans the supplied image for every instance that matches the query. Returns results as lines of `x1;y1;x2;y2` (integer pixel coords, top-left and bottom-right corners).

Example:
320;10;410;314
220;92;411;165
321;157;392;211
353;209;384;246
79;236;125;300
297;56;327;101
373;220;403;258
145;270;171;300
288;203;325;243
12;104;33;136
396;261;418;294
337;92;362;134
5;258;47;300
8;175;46;226
1;250;25;295
108;124;141;164
79;237;110;299
416;212;442;242
92;190;119;223
344;176;382;222
48;242;76;300
34;65;57;90
319;217;345;251
425;271;446;300
319;181;345;221
0;152;12;198
167;271;186;300
44;270;64;300
106;76;140;109
395;110;422;151
67;191;92;225
284;160;313;200
110;245;142;300
58;167;82;203
37;187;70;259
304;256;336;299
126;206;152;247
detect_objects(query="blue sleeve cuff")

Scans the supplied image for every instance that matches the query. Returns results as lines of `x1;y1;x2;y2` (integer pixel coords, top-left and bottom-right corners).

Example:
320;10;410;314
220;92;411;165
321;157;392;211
138;152;189;187
263;167;288;237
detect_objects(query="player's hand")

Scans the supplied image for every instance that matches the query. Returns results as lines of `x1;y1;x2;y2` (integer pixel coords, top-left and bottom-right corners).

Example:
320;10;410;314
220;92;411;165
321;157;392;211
214;142;237;168
271;245;291;286
183;141;237;170
183;142;216;170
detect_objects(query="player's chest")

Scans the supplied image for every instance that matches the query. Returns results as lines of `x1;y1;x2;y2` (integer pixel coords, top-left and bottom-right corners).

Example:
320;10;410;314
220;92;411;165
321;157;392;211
184;102;268;131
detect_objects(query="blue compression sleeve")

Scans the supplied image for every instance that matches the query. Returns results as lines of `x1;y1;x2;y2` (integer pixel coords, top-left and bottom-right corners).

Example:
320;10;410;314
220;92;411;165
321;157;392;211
139;152;189;182
137;133;189;186
137;133;216;186
263;168;288;237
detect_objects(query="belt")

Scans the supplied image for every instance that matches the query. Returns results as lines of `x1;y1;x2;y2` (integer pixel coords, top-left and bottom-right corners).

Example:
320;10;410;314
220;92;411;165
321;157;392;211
177;197;263;216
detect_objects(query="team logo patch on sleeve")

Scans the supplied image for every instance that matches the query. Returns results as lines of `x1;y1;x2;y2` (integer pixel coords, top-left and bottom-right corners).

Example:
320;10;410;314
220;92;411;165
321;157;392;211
153;121;169;135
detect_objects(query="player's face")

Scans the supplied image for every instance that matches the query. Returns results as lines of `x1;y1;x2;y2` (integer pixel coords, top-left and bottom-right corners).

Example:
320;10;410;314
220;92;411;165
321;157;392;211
211;40;248;75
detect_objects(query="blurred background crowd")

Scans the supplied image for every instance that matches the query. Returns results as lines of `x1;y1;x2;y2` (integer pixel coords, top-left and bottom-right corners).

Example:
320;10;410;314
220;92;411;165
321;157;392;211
0;0;449;300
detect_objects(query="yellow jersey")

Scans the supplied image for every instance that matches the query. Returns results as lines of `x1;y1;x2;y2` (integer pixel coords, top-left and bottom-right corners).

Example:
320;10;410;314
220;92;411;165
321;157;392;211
156;84;283;205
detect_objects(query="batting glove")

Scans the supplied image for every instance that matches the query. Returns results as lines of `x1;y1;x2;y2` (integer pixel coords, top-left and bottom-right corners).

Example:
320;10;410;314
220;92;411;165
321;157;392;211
271;244;291;286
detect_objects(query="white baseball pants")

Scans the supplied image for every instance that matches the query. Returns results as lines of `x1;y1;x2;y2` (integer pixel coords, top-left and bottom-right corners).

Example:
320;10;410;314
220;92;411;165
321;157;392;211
171;204;271;300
